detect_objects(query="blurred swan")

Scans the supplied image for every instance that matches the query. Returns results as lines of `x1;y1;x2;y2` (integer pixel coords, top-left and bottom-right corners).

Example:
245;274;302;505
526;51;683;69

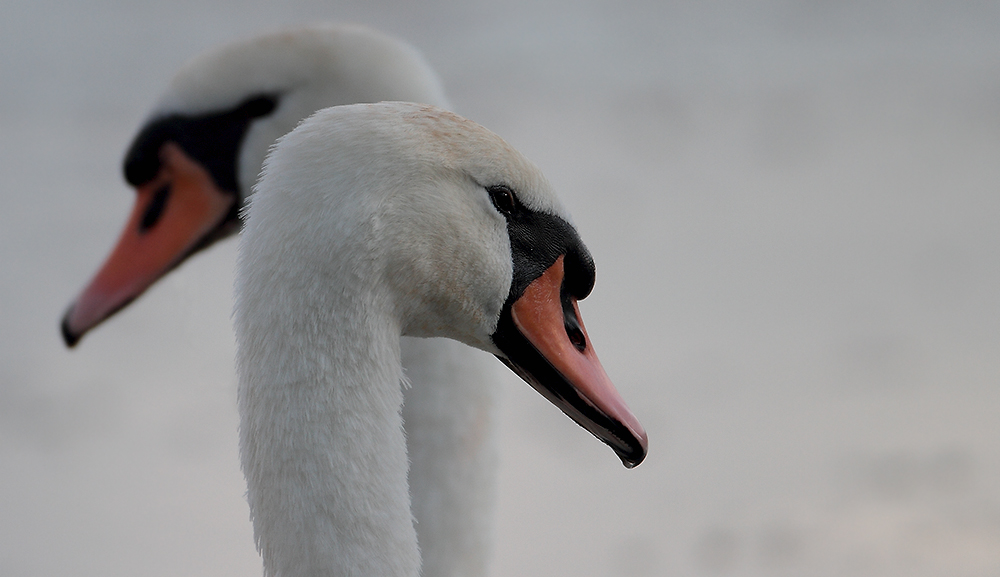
61;24;504;577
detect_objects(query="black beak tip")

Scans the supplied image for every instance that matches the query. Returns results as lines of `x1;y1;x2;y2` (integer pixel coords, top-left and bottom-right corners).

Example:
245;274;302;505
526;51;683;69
61;313;81;348
614;437;647;469
619;452;645;469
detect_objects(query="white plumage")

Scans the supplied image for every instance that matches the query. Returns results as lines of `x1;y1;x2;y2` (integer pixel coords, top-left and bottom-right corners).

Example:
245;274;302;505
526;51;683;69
234;102;644;577
63;25;505;577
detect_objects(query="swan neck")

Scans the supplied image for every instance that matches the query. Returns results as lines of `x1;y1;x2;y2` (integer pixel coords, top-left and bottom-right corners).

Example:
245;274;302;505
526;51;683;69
236;286;419;577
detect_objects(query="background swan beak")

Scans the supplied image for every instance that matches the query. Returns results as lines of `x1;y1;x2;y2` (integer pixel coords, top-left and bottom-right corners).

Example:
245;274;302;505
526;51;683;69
495;256;648;468
61;143;234;347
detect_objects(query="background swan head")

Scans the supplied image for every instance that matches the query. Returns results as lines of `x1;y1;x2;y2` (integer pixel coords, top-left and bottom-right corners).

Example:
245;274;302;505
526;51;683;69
236;101;647;467
61;24;448;346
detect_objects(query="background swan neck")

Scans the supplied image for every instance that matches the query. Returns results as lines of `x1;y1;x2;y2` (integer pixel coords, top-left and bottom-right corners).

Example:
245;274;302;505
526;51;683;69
235;272;420;577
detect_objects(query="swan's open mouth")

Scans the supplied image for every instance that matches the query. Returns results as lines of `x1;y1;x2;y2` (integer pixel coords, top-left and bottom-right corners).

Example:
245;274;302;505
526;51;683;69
491;256;648;468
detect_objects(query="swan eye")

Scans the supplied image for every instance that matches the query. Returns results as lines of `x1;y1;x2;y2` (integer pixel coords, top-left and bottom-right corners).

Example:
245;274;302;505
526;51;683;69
241;94;279;118
487;185;516;217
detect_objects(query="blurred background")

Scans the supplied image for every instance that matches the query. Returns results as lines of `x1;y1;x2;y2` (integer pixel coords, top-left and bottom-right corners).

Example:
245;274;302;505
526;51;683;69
2;1;1000;575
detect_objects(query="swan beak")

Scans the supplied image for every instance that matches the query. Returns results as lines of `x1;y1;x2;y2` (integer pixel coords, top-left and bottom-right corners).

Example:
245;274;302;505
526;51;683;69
61;143;235;347
496;256;648;468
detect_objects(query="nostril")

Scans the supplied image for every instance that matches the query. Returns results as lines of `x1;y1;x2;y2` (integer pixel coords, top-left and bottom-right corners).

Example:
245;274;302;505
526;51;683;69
566;325;586;352
140;184;171;232
561;276;589;352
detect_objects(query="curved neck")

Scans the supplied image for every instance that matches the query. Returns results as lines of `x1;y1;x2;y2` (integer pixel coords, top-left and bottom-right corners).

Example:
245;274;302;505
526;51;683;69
236;274;419;577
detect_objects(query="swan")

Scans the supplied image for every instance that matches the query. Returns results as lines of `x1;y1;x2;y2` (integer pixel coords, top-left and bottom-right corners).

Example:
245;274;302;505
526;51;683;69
60;25;503;576
235;101;647;577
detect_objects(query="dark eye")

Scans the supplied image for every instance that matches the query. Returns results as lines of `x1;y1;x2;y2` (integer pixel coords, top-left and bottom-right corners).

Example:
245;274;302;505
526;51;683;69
487;185;516;216
139;183;171;232
241;94;279;118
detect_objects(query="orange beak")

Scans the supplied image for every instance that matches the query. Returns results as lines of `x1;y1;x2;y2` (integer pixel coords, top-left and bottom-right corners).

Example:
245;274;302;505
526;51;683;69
495;255;648;467
62;142;235;346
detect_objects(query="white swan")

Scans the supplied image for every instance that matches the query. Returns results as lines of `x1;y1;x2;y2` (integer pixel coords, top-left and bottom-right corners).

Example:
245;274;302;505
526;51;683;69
61;25;503;576
235;101;646;577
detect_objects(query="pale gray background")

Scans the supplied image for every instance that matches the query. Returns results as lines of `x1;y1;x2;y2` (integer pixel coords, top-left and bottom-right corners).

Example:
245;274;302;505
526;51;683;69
2;1;1000;576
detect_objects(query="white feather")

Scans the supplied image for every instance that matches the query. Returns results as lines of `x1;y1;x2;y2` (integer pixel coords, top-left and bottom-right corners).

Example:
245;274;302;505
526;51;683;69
150;26;503;577
234;103;567;577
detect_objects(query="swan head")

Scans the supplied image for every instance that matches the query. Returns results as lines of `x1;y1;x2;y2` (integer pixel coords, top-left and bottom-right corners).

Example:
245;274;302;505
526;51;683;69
61;24;448;346
241;102;647;467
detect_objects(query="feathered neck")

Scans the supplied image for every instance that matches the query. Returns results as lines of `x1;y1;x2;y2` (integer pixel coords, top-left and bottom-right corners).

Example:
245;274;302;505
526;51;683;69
234;168;420;576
